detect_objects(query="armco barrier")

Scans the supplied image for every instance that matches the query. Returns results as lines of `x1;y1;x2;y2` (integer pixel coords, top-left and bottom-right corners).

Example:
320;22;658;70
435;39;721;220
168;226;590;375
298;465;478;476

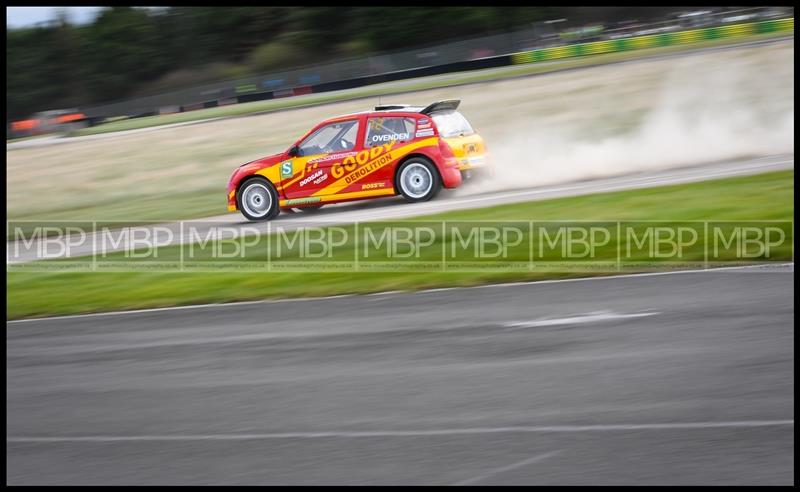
309;54;512;95
511;17;794;64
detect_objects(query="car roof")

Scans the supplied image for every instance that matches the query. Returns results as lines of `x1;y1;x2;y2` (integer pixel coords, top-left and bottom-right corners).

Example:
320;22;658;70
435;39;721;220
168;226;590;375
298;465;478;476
324;109;424;122
324;100;460;122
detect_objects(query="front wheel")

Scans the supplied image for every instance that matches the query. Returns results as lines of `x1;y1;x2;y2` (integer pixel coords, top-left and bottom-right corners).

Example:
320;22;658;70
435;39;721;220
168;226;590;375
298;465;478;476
237;177;280;221
396;158;441;202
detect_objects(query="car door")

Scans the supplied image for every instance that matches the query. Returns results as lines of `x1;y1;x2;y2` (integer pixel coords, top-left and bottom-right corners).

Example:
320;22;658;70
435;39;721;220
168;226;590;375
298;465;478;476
282;118;363;199
360;115;416;189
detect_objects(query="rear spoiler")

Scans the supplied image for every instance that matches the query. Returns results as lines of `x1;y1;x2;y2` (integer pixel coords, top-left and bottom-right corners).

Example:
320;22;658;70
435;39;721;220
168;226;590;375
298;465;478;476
374;104;412;111
420;99;460;115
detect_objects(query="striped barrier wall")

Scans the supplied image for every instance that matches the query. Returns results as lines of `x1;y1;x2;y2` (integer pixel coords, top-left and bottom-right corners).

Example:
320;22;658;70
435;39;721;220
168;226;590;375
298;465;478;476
512;17;794;65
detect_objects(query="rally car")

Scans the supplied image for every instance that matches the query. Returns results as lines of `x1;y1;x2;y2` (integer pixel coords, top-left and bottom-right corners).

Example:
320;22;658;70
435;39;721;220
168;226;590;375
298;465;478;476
226;99;491;221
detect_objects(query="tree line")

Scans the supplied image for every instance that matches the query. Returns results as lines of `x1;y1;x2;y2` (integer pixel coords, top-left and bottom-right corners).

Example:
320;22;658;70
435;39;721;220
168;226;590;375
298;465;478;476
7;6;680;120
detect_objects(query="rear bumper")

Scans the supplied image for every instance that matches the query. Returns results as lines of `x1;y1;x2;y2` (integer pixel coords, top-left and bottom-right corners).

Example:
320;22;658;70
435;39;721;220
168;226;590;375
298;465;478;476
440;164;463;188
457;153;490;171
458;152;494;180
461;166;495;181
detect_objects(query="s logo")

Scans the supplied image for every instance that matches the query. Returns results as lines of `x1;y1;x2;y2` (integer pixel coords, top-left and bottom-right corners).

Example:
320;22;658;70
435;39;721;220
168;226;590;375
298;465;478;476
280;161;293;178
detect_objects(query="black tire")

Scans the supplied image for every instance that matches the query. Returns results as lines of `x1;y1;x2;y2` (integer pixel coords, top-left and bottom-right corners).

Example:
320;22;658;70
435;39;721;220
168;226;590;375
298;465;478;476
237;177;280;221
395;157;441;202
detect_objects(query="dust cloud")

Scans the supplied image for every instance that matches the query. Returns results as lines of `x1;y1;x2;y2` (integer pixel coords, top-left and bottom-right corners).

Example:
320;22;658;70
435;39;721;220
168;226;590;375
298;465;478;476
466;45;794;194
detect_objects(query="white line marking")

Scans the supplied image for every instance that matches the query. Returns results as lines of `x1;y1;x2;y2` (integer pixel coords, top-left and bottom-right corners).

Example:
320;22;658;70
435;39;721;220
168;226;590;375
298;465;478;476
504;311;660;328
6;263;792;323
419;287;460;293
466;262;794;290
270;294;354;302
6;420;793;443
366;290;406;296
452;451;562;486
6;300;270;323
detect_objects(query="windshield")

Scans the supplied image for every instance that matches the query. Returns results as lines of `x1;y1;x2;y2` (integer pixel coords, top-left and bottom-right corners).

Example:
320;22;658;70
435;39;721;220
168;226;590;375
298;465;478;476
298;120;359;156
432;111;475;138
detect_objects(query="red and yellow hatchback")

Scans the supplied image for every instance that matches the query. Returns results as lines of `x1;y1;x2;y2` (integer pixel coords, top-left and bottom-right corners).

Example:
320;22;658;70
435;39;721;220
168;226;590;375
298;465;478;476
226;100;491;221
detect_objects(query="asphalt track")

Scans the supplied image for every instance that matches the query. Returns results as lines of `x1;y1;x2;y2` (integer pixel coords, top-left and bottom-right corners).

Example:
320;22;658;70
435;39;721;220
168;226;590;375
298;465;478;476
6;265;794;485
6;153;794;264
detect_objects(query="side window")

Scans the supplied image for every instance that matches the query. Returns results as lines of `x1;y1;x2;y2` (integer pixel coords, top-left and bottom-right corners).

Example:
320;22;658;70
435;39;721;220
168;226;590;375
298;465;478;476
430;111;475;138
365;117;416;148
298;120;359;156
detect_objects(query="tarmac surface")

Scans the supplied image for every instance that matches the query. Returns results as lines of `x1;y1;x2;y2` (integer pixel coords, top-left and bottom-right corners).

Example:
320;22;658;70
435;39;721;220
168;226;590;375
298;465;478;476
6;265;794;484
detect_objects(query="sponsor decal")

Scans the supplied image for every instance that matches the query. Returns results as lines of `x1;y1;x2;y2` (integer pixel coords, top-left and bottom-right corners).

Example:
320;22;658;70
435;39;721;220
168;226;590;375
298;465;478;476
362;182;387;190
314;137;436;196
284;196;322;205
343;153;394;185
299;169;328;187
371;133;409;143
415;129;434;137
331;141;397;180
308;151;357;164
280;160;293;178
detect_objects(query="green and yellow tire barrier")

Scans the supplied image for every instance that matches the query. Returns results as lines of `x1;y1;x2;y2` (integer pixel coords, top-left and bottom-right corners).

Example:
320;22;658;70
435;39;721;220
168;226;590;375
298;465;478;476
511;17;794;64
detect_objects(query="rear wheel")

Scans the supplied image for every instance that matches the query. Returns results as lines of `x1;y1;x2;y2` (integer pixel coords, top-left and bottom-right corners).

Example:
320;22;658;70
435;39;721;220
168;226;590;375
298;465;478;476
237;177;280;221
396;158;441;202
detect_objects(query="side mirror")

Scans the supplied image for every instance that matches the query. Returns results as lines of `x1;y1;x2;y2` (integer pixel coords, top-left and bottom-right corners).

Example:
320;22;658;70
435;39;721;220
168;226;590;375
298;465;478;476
288;145;299;157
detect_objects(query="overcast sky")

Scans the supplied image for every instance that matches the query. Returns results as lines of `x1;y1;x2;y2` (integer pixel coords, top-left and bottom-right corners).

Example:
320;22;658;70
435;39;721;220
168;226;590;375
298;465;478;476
6;7;105;28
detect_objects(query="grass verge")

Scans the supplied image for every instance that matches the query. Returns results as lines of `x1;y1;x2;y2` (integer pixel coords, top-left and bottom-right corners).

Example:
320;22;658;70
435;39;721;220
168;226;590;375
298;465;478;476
69;32;792;137
6;170;793;320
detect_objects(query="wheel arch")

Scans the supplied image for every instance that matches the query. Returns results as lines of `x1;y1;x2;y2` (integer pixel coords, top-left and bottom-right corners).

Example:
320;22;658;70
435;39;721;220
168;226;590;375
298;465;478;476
393;153;441;194
236;174;281;221
237;174;279;197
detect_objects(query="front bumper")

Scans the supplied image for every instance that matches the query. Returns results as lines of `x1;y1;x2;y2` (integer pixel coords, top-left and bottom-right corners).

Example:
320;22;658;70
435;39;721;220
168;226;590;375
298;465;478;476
227;188;237;212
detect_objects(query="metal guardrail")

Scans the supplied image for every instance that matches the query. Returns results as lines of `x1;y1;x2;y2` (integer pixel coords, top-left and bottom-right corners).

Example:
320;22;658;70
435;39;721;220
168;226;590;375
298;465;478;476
75;7;793;120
